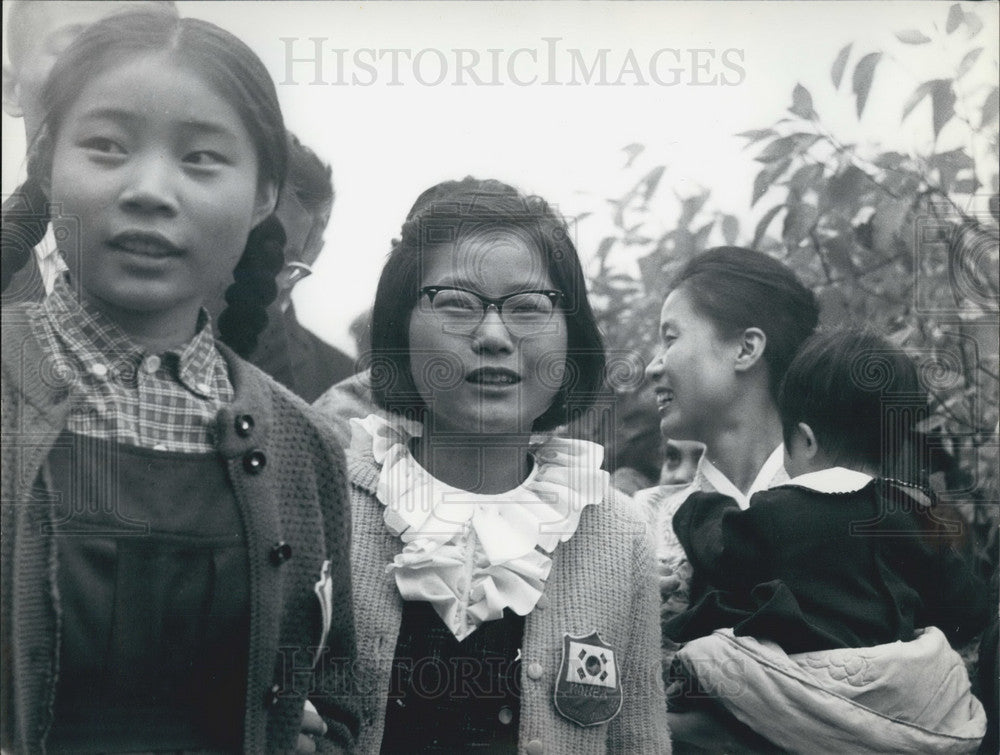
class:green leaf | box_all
[854,218,874,250]
[828,165,870,205]
[902,81,935,122]
[788,163,824,197]
[721,214,740,245]
[638,165,666,203]
[622,143,645,168]
[963,12,982,37]
[756,135,797,163]
[872,152,909,171]
[929,148,976,193]
[752,159,792,206]
[946,4,964,33]
[824,235,858,277]
[981,88,998,128]
[736,128,776,144]
[678,193,710,228]
[693,221,714,250]
[756,133,822,163]
[595,236,616,262]
[636,251,666,288]
[752,204,786,248]
[669,228,696,261]
[853,53,883,118]
[790,83,815,119]
[952,178,979,195]
[956,47,983,79]
[930,80,956,140]
[831,43,852,88]
[782,203,819,247]
[931,148,976,173]
[895,29,932,44]
[624,235,655,247]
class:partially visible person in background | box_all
[606,382,704,496]
[606,382,665,496]
[659,438,703,487]
[309,307,375,447]
[1,0,177,305]
[245,131,356,402]
[348,307,371,359]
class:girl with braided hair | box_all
[1,11,357,753]
[335,177,669,753]
[1,0,180,305]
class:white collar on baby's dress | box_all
[350,413,609,641]
[784,467,873,494]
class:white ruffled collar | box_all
[350,413,609,641]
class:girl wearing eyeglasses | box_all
[339,177,669,753]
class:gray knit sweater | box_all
[1,315,359,753]
[346,441,671,754]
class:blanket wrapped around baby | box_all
[673,626,986,754]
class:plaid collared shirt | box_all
[27,277,235,452]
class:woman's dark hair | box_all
[672,246,819,401]
[369,177,606,432]
[778,328,926,477]
[1,11,288,356]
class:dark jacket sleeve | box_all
[672,491,770,591]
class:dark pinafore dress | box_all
[379,601,524,754]
[43,432,250,754]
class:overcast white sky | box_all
[3,1,996,354]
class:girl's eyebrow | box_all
[426,276,552,292]
[75,107,239,138]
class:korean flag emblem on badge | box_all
[554,631,623,726]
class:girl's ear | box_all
[733,327,767,372]
[2,64,24,117]
[251,181,279,228]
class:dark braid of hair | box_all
[1,175,50,295]
[217,214,285,357]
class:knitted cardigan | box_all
[0,315,359,753]
[347,443,671,754]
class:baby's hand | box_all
[659,572,681,598]
[657,559,682,599]
[295,699,329,754]
[657,557,693,625]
